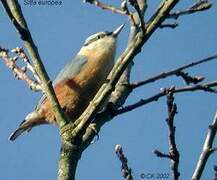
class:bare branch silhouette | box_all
[130,54,217,89]
[115,81,217,116]
[154,90,180,180]
[168,1,212,20]
[115,144,134,180]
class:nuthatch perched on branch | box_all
[9,24,124,141]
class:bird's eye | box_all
[97,34,105,40]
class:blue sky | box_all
[0,1,217,179]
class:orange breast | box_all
[37,55,114,124]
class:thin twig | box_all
[0,47,42,91]
[130,54,217,89]
[137,0,148,16]
[176,71,205,85]
[115,144,134,180]
[84,0,137,27]
[153,150,171,158]
[128,0,146,33]
[168,0,212,19]
[11,47,41,84]
[192,112,217,180]
[160,22,178,29]
[166,91,180,179]
[121,0,137,27]
[84,0,125,14]
[114,81,217,116]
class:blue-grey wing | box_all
[35,55,88,110]
[53,55,87,85]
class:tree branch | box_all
[128,0,146,33]
[84,0,125,14]
[84,0,138,28]
[0,46,41,91]
[12,47,42,84]
[166,91,180,179]
[0,0,68,128]
[73,0,149,168]
[192,112,217,180]
[160,22,178,29]
[130,54,217,89]
[114,81,217,116]
[168,0,212,20]
[2,1,214,179]
[58,1,181,179]
[115,144,134,180]
[68,0,181,138]
[154,91,180,179]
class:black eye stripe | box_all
[106,31,112,36]
[83,32,109,46]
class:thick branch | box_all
[76,0,148,159]
[67,0,180,138]
[192,112,217,180]
[0,0,67,128]
[58,140,81,180]
[58,1,181,179]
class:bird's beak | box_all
[112,24,125,37]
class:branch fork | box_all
[154,90,180,180]
[0,46,42,91]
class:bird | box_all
[9,24,124,141]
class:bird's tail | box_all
[9,111,43,141]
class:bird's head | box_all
[79,24,124,54]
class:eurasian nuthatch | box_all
[9,24,124,141]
